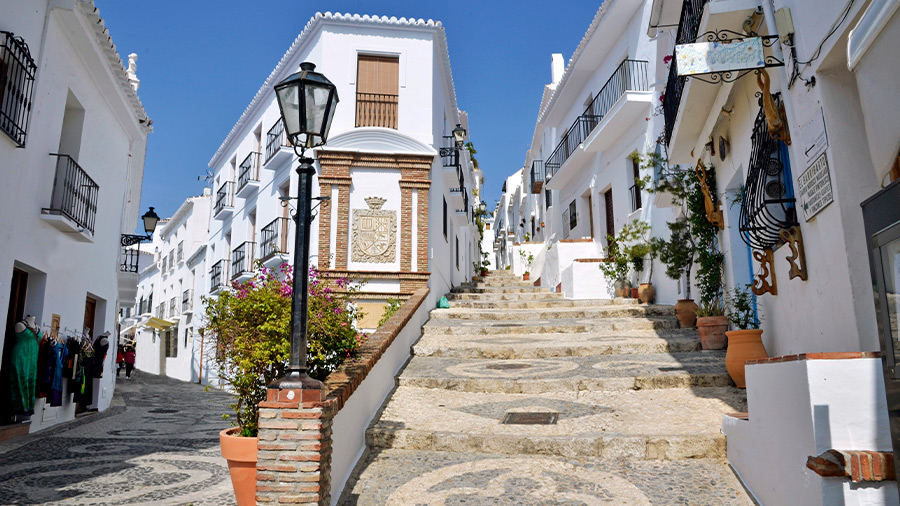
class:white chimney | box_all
[126,53,140,92]
[551,53,564,85]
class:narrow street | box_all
[0,374,236,506]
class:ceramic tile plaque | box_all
[676,37,765,76]
[798,153,834,222]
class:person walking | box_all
[124,344,136,379]
[116,344,125,378]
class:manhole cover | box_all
[148,408,178,414]
[501,412,558,425]
[486,363,533,370]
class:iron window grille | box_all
[545,60,649,178]
[215,181,235,214]
[662,0,710,145]
[260,217,289,260]
[265,119,291,162]
[176,241,184,262]
[530,160,544,194]
[182,289,193,312]
[739,93,797,250]
[238,152,260,191]
[43,154,100,233]
[568,200,578,230]
[0,31,36,147]
[209,259,228,292]
[169,297,178,317]
[231,241,256,280]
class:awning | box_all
[142,317,178,330]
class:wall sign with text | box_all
[797,153,834,222]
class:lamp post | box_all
[120,207,161,272]
[270,62,339,392]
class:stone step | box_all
[413,330,702,359]
[430,304,675,321]
[341,449,756,505]
[471,277,537,287]
[446,291,565,301]
[397,352,733,393]
[450,285,552,294]
[447,298,619,309]
[421,317,679,336]
[365,386,744,460]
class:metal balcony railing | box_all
[169,297,178,317]
[260,217,290,260]
[231,241,256,280]
[182,289,193,312]
[662,0,710,145]
[209,259,228,292]
[238,152,260,191]
[355,92,398,129]
[0,31,36,147]
[265,119,291,162]
[545,60,649,178]
[44,154,100,233]
[215,181,234,215]
[530,160,544,193]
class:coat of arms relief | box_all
[351,196,397,263]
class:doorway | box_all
[0,269,28,424]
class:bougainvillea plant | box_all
[202,263,364,437]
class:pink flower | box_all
[663,54,673,64]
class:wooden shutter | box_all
[356,56,399,128]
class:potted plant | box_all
[696,296,728,350]
[480,251,490,277]
[620,220,654,302]
[724,285,767,388]
[203,264,364,505]
[519,250,534,281]
[599,234,632,297]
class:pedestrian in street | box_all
[116,343,125,378]
[124,344,136,379]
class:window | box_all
[0,31,36,147]
[356,55,399,129]
[168,251,174,271]
[161,256,167,272]
[630,155,642,211]
[177,241,184,262]
[443,197,448,240]
[568,200,578,230]
[165,327,178,358]
[545,189,551,210]
[604,190,615,240]
[455,236,459,270]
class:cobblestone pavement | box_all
[340,271,756,505]
[0,373,237,506]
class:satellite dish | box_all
[718,136,729,161]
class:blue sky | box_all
[97,1,602,223]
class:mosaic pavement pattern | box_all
[0,373,236,506]
[340,271,755,505]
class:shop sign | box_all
[676,37,765,77]
[797,153,834,222]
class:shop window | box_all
[356,54,399,129]
[0,31,37,147]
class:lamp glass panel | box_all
[277,84,301,138]
[304,85,330,137]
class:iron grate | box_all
[501,412,559,425]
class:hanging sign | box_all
[797,153,834,221]
[676,37,765,76]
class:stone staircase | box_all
[340,271,754,505]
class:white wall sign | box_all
[676,37,765,76]
[797,153,834,221]
[800,107,828,164]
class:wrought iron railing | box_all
[265,119,291,162]
[662,0,710,145]
[215,181,234,215]
[209,259,228,292]
[545,60,649,177]
[238,152,260,191]
[356,92,398,129]
[182,289,193,312]
[260,217,290,260]
[0,31,36,147]
[119,234,146,272]
[169,297,178,318]
[630,183,642,212]
[231,241,255,280]
[44,154,100,233]
[530,160,544,193]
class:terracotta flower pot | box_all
[219,427,258,506]
[674,299,698,328]
[614,279,632,298]
[725,329,768,388]
[523,273,530,281]
[630,287,639,299]
[696,316,728,350]
[637,283,655,304]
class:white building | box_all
[652,0,900,503]
[0,0,151,433]
[496,1,680,302]
[205,12,481,333]
[124,191,212,383]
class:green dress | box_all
[9,328,38,414]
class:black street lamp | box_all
[120,207,161,273]
[271,62,339,392]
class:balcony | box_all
[449,185,465,206]
[530,160,544,194]
[663,0,709,147]
[40,154,99,240]
[355,92,398,129]
[0,31,36,147]
[214,181,235,219]
[209,259,229,293]
[169,297,179,318]
[260,217,291,268]
[182,289,193,313]
[545,60,651,189]
[231,241,256,282]
[237,152,261,197]
[265,118,293,168]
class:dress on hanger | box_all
[9,327,38,415]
